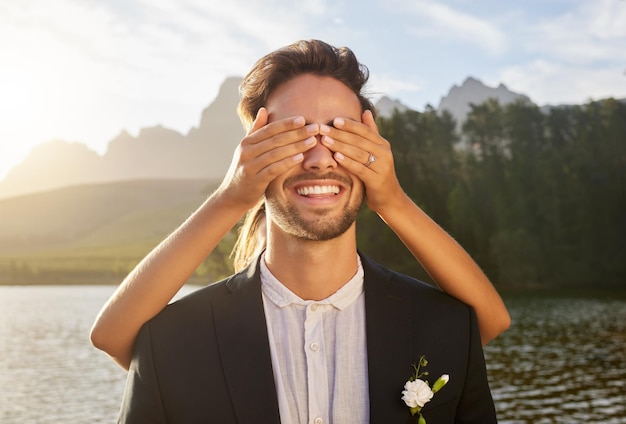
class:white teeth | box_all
[297,185,340,196]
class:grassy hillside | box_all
[0,179,236,284]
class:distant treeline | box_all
[357,98,626,288]
[6,98,623,288]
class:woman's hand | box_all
[217,107,319,208]
[319,110,405,214]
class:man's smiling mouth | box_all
[296,185,341,196]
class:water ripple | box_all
[1,286,625,422]
[485,293,626,423]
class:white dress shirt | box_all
[260,255,369,424]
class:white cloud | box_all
[585,0,626,39]
[498,60,626,105]
[2,0,625,181]
[0,0,329,165]
[170,0,316,49]
[395,0,507,55]
[367,73,423,102]
[522,0,626,64]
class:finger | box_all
[256,135,317,171]
[320,124,381,165]
[332,115,381,144]
[246,115,309,145]
[266,123,320,148]
[362,110,379,134]
[247,107,269,136]
[257,148,309,180]
[333,150,381,177]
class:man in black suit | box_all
[118,40,497,423]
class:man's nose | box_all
[302,140,338,171]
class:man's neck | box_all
[263,227,359,301]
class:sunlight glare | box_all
[0,66,44,131]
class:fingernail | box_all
[335,152,345,161]
[306,123,319,134]
[304,136,316,145]
[334,117,345,127]
[293,153,304,161]
[320,124,331,134]
[322,135,334,145]
[294,116,305,126]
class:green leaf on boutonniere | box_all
[401,355,450,423]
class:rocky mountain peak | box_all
[375,96,411,118]
[438,77,532,129]
[0,76,534,199]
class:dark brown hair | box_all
[232,40,376,271]
[237,39,376,129]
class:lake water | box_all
[0,286,624,423]
[484,291,626,424]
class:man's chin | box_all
[267,198,360,242]
[285,217,356,242]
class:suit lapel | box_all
[362,255,415,423]
[213,261,281,424]
[212,254,418,423]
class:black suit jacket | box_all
[118,254,497,423]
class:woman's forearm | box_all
[377,192,511,345]
[90,191,248,369]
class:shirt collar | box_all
[260,253,364,311]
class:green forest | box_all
[357,98,625,288]
[2,97,624,289]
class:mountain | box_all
[1,140,106,194]
[0,77,245,199]
[375,96,411,118]
[0,179,224,284]
[0,179,215,253]
[0,76,530,199]
[437,77,532,130]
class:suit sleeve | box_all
[456,308,498,424]
[117,323,167,424]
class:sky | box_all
[1,0,625,180]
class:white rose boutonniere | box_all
[401,355,449,424]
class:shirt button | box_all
[310,304,319,312]
[314,418,324,424]
[310,342,319,351]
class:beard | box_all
[266,173,364,241]
[267,199,362,241]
